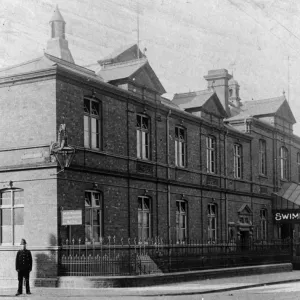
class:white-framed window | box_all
[138,196,151,241]
[280,146,288,180]
[208,203,217,243]
[297,153,300,183]
[260,209,267,240]
[136,114,150,160]
[176,200,187,242]
[84,98,101,150]
[85,191,102,243]
[0,189,24,245]
[259,140,267,176]
[206,136,216,173]
[175,126,186,167]
[233,144,242,179]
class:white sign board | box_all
[61,210,82,225]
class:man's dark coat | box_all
[15,249,32,272]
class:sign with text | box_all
[273,210,300,223]
[61,210,82,225]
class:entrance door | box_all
[281,223,293,240]
[240,231,250,250]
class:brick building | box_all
[0,7,300,283]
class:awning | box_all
[273,182,300,207]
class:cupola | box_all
[45,5,75,63]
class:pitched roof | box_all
[0,53,103,81]
[173,90,215,109]
[226,95,295,123]
[172,89,227,117]
[98,58,147,82]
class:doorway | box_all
[281,223,293,240]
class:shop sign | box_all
[62,210,82,225]
[273,210,300,223]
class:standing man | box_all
[15,239,32,296]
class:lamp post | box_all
[50,124,75,174]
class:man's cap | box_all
[20,239,27,245]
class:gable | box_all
[238,204,253,215]
[276,101,296,124]
[129,62,166,95]
[202,94,227,118]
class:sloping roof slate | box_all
[98,58,147,82]
[226,96,289,121]
[0,53,103,81]
[172,90,215,109]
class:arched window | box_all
[176,200,187,242]
[0,189,24,245]
[138,196,151,241]
[206,136,216,173]
[233,144,242,179]
[259,140,267,176]
[84,97,102,150]
[260,209,267,240]
[208,203,217,243]
[136,114,150,160]
[85,190,102,243]
[280,147,288,180]
[175,126,186,167]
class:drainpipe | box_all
[167,109,172,242]
[224,128,229,241]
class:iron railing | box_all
[58,237,292,276]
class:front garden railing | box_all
[58,237,292,276]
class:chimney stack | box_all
[204,69,232,116]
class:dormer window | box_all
[229,88,233,98]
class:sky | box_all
[1,0,300,133]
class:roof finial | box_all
[283,89,286,97]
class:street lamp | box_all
[50,124,75,173]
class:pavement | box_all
[1,270,300,298]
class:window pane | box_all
[136,115,141,128]
[14,208,24,225]
[93,208,100,225]
[14,191,24,205]
[85,225,92,242]
[85,192,91,206]
[138,227,143,240]
[143,213,149,227]
[14,225,24,245]
[91,118,100,149]
[142,131,146,158]
[137,130,141,158]
[175,127,178,138]
[143,198,149,210]
[175,140,178,165]
[142,117,148,130]
[84,99,90,113]
[85,209,91,225]
[0,192,11,206]
[138,211,142,226]
[1,209,11,225]
[1,226,12,244]
[84,116,89,147]
[93,226,101,242]
[91,101,100,116]
[143,228,149,240]
[92,193,101,207]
